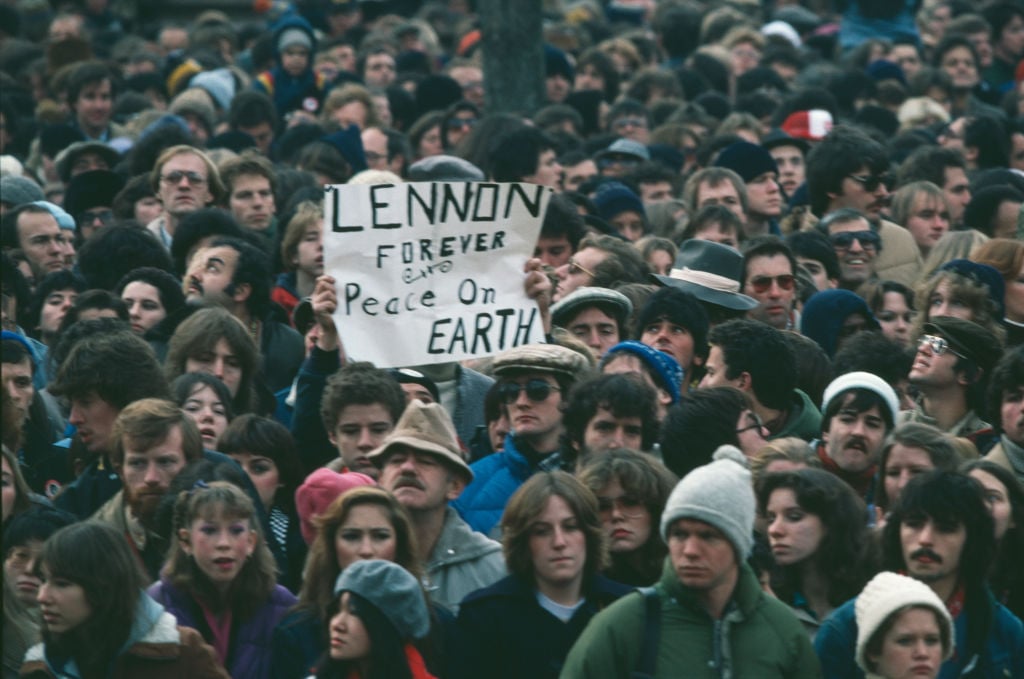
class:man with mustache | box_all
[815,372,900,503]
[372,399,505,613]
[815,471,1024,678]
[903,317,1002,449]
[92,398,204,578]
[806,125,923,286]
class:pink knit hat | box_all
[295,468,375,544]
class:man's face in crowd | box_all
[185,338,243,396]
[996,13,1024,61]
[822,399,887,473]
[328,403,395,479]
[184,245,241,309]
[745,171,783,219]
[554,246,607,301]
[940,46,979,91]
[904,192,950,254]
[698,345,742,390]
[692,220,739,249]
[74,78,113,135]
[942,166,971,227]
[18,211,70,281]
[38,288,77,336]
[502,372,565,446]
[2,358,33,427]
[68,390,120,454]
[363,53,396,88]
[768,144,805,196]
[638,181,673,203]
[379,446,464,513]
[582,407,643,452]
[237,121,274,156]
[908,333,963,391]
[900,514,966,586]
[522,149,563,189]
[566,306,619,358]
[447,65,484,109]
[744,254,795,329]
[120,424,188,524]
[534,235,572,268]
[796,257,835,291]
[641,317,696,372]
[609,114,649,144]
[1000,384,1024,446]
[70,151,110,178]
[228,174,275,232]
[157,152,213,218]
[667,518,738,592]
[361,127,389,171]
[827,216,878,288]
[562,159,597,192]
[696,180,745,222]
[829,166,889,221]
[888,44,922,80]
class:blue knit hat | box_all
[601,340,683,404]
[592,181,645,222]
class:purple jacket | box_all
[147,578,297,679]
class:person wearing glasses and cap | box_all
[452,343,591,535]
[902,316,1004,450]
[146,145,225,250]
[806,125,923,287]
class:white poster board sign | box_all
[324,181,550,368]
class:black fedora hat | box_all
[653,239,758,311]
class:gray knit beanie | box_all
[659,445,755,558]
[333,559,431,640]
[0,176,44,207]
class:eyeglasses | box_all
[613,117,647,130]
[917,334,965,358]
[446,117,477,131]
[736,412,765,435]
[566,257,596,278]
[830,230,881,251]
[77,208,113,225]
[161,170,208,186]
[499,379,561,404]
[847,173,891,193]
[748,274,796,293]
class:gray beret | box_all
[492,343,591,380]
[407,154,485,181]
[333,560,431,640]
[550,286,632,327]
[0,176,45,207]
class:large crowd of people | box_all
[2,0,1024,677]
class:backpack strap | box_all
[630,586,662,679]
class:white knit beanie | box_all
[822,371,900,424]
[854,572,954,673]
[659,445,755,558]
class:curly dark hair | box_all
[49,329,169,408]
[562,373,660,453]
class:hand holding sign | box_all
[324,181,551,367]
[311,274,340,352]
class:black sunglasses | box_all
[499,379,560,404]
[847,173,891,193]
[830,230,881,250]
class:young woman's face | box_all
[417,125,443,158]
[927,279,973,321]
[37,565,93,634]
[2,455,16,523]
[5,538,44,607]
[876,291,914,347]
[180,384,229,450]
[870,607,944,679]
[969,469,1016,540]
[120,280,166,335]
[181,511,256,593]
[595,476,651,554]
[229,452,281,511]
[328,591,370,660]
[764,488,826,567]
[334,504,397,570]
[529,495,586,591]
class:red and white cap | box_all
[781,109,833,141]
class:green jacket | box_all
[559,559,821,679]
[771,389,822,442]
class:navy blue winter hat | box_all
[800,289,880,359]
[544,44,574,81]
[714,141,778,183]
[593,181,645,222]
[321,124,367,174]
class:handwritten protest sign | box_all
[324,181,551,368]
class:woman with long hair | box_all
[19,521,228,678]
[971,238,1024,346]
[961,459,1024,619]
[874,422,960,527]
[148,482,296,679]
[757,468,878,638]
[861,280,917,348]
[172,373,235,451]
[271,486,423,679]
[453,471,631,679]
[577,448,677,586]
[218,414,306,593]
[313,559,434,679]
